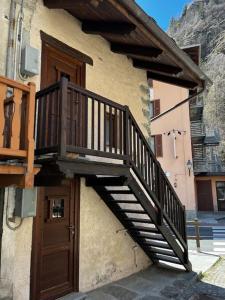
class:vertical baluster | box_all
[119,109,122,154]
[147,150,150,186]
[114,108,118,154]
[133,126,136,165]
[109,106,112,153]
[98,101,101,151]
[143,146,147,182]
[25,82,36,186]
[137,133,140,170]
[91,98,95,149]
[11,88,22,150]
[104,104,106,152]
[123,106,129,164]
[141,140,144,176]
[128,117,132,160]
[59,77,68,157]
[84,94,88,148]
[0,83,7,148]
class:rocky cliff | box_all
[168,0,225,162]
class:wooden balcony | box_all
[0,76,39,188]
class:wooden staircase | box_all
[86,173,191,271]
[35,78,191,271]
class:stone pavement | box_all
[60,252,221,300]
[180,258,225,300]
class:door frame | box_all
[30,178,80,300]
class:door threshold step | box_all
[129,226,158,233]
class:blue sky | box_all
[136,0,192,31]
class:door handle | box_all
[67,225,75,235]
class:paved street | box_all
[187,224,225,255]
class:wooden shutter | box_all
[153,99,160,117]
[155,134,163,157]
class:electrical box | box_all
[21,45,40,77]
[14,188,37,218]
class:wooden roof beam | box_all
[44,0,86,8]
[147,71,198,89]
[133,59,182,75]
[111,43,162,58]
[82,21,136,35]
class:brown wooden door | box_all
[196,180,214,211]
[31,179,80,300]
[41,42,86,148]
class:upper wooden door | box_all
[196,180,214,211]
[41,42,86,149]
[31,179,80,300]
[41,43,85,88]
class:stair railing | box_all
[35,79,188,253]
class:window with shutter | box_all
[154,99,160,116]
[150,99,160,118]
[155,134,163,157]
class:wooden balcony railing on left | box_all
[0,76,39,188]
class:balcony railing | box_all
[191,121,205,144]
[36,77,187,244]
[0,76,36,187]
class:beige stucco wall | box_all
[151,81,196,215]
[79,179,150,292]
[0,1,150,299]
[0,189,33,300]
[196,176,225,211]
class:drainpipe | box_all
[6,0,17,79]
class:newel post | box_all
[123,105,130,165]
[59,77,68,157]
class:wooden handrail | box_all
[0,76,36,187]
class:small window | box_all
[52,199,64,218]
[45,197,65,221]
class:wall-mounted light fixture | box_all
[187,160,193,176]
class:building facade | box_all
[0,1,207,300]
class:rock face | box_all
[168,0,225,162]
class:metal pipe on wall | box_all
[6,0,17,79]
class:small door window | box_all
[52,199,64,218]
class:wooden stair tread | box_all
[109,200,139,204]
[148,248,175,257]
[118,209,146,214]
[125,218,153,223]
[86,176,127,186]
[140,240,170,249]
[135,233,164,241]
[151,254,181,265]
[107,190,133,194]
[129,226,158,233]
